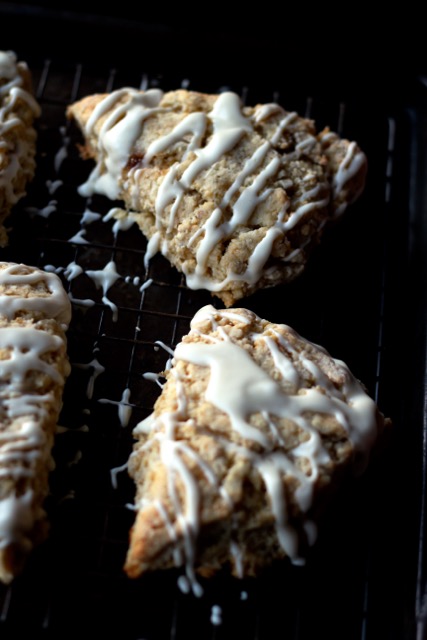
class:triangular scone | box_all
[0,262,71,583]
[67,89,367,306]
[0,51,41,247]
[124,305,385,593]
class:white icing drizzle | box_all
[46,179,62,195]
[147,93,258,267]
[68,229,88,244]
[54,126,70,173]
[154,340,175,357]
[333,140,367,217]
[81,208,101,225]
[133,305,380,586]
[73,357,105,399]
[0,51,41,206]
[0,262,70,559]
[79,88,347,293]
[110,461,129,489]
[0,262,71,326]
[103,207,136,237]
[270,111,298,145]
[98,387,132,427]
[317,128,367,218]
[68,295,95,308]
[210,605,223,626]
[85,260,121,321]
[0,419,47,478]
[118,388,132,426]
[0,328,64,384]
[45,260,89,286]
[139,278,153,293]
[177,574,191,594]
[144,232,161,270]
[230,540,244,578]
[0,492,34,551]
[43,264,61,274]
[25,200,57,219]
[63,262,84,282]
[142,371,165,388]
[79,88,164,200]
[45,228,153,323]
[152,93,240,223]
[143,111,207,167]
[254,103,285,122]
[56,424,89,434]
[54,144,68,173]
[0,53,40,112]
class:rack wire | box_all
[0,53,421,639]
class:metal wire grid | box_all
[0,56,413,638]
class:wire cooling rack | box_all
[0,52,423,639]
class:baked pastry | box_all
[67,88,367,306]
[0,51,41,246]
[124,305,386,593]
[0,262,71,583]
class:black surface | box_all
[1,2,425,101]
[0,10,426,639]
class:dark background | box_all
[1,2,425,101]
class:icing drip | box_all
[74,357,105,399]
[68,229,88,244]
[81,208,101,225]
[210,605,222,626]
[133,305,380,588]
[85,260,121,321]
[103,207,136,237]
[98,387,132,427]
[110,461,129,489]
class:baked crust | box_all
[0,51,41,247]
[67,89,367,306]
[0,262,71,583]
[124,305,385,592]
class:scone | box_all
[0,262,71,583]
[0,51,41,247]
[67,88,367,306]
[124,305,386,594]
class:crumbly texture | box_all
[0,263,52,304]
[0,263,71,583]
[124,306,385,582]
[67,89,367,306]
[0,52,40,247]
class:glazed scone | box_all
[67,89,367,306]
[0,51,41,247]
[0,262,71,583]
[124,305,386,593]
